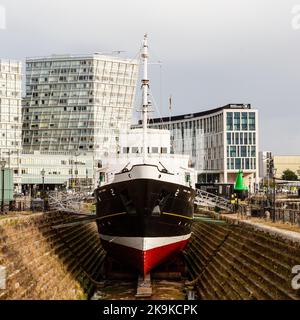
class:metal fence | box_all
[273,209,300,226]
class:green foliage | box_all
[281,169,298,181]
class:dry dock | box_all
[0,210,300,300]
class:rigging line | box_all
[148,47,162,65]
[149,90,169,131]
[147,89,164,125]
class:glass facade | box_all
[145,104,258,183]
[151,112,224,172]
[226,110,257,171]
[22,55,139,160]
[0,60,22,185]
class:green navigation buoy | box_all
[234,170,248,191]
[234,170,248,199]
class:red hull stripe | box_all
[101,238,189,275]
[99,234,191,251]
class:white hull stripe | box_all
[99,234,191,251]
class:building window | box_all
[235,132,239,145]
[241,146,247,157]
[241,112,248,130]
[251,146,256,157]
[226,112,233,131]
[234,112,240,131]
[244,132,248,145]
[230,146,236,157]
[249,133,252,145]
[245,158,250,169]
[227,132,231,145]
[235,158,241,169]
[240,132,243,145]
[249,112,255,130]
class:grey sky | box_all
[0,0,300,154]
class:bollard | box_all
[187,287,196,300]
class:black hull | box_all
[95,178,195,238]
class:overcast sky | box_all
[1,0,300,154]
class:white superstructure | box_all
[99,35,197,189]
[101,128,196,187]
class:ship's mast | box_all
[141,34,149,163]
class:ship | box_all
[95,34,196,275]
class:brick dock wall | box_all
[0,212,105,300]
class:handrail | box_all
[195,189,233,212]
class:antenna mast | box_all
[141,34,149,163]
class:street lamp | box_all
[272,167,277,223]
[0,160,7,213]
[86,168,88,190]
[41,168,45,198]
[75,152,80,191]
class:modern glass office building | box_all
[0,59,22,188]
[145,104,259,189]
[20,53,139,189]
[22,54,139,161]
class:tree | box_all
[281,169,299,181]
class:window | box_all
[249,133,252,145]
[123,147,129,154]
[227,132,231,145]
[241,146,247,157]
[132,147,139,153]
[161,147,167,154]
[249,112,255,130]
[234,112,240,131]
[226,112,233,131]
[241,112,248,130]
[245,158,250,169]
[244,132,248,145]
[235,158,241,169]
[230,146,236,157]
[152,147,159,153]
[235,132,239,145]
